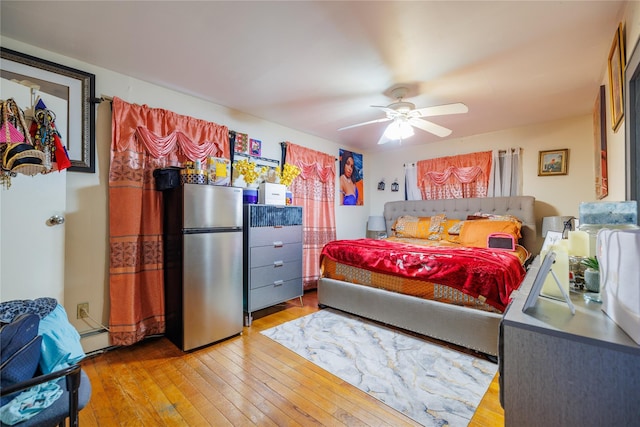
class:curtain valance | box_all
[417,151,492,199]
[112,97,229,160]
[285,142,335,183]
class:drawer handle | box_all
[273,260,284,267]
[273,241,284,248]
[273,280,284,287]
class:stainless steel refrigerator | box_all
[163,184,243,351]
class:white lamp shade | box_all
[541,216,574,237]
[383,120,414,140]
[367,216,387,232]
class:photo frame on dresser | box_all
[523,251,575,315]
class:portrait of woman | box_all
[339,149,363,205]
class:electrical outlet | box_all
[77,303,89,319]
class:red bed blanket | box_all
[320,238,526,311]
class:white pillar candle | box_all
[568,230,590,257]
[541,245,570,300]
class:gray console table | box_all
[500,256,640,426]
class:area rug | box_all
[261,308,496,426]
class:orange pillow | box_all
[392,214,447,240]
[459,220,522,248]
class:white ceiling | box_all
[0,1,626,151]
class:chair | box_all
[0,364,91,427]
[0,299,91,427]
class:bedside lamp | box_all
[367,216,387,239]
[541,216,574,238]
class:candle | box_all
[568,230,590,257]
[541,245,570,300]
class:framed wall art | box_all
[339,148,363,205]
[593,85,608,199]
[231,131,249,154]
[1,47,96,173]
[608,23,625,132]
[249,138,262,156]
[538,149,568,176]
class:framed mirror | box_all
[1,48,96,173]
[626,40,640,216]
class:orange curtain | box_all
[285,143,336,290]
[109,97,228,346]
[417,151,492,199]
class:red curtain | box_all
[285,143,336,290]
[417,151,492,199]
[109,97,228,346]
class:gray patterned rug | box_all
[261,308,496,426]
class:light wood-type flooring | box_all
[80,290,504,426]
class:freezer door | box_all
[183,184,242,229]
[182,230,243,350]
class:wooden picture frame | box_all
[1,48,96,173]
[608,23,625,132]
[538,149,569,176]
[249,138,262,157]
[594,85,608,199]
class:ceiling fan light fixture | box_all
[384,119,414,140]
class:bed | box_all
[317,196,536,357]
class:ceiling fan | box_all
[338,86,468,144]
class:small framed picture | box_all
[249,138,262,156]
[538,149,568,176]
[232,132,249,154]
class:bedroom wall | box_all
[2,1,638,352]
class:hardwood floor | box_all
[80,290,504,426]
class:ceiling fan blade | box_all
[409,117,453,137]
[377,132,392,145]
[412,102,468,117]
[338,117,392,131]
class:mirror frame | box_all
[1,47,96,173]
[625,39,639,214]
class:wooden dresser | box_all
[500,256,640,426]
[243,204,303,326]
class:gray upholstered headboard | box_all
[383,196,537,254]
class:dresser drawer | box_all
[249,242,302,268]
[248,225,302,247]
[249,279,303,311]
[249,259,302,290]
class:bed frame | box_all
[318,196,536,357]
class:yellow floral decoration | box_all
[233,159,267,185]
[279,163,301,187]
